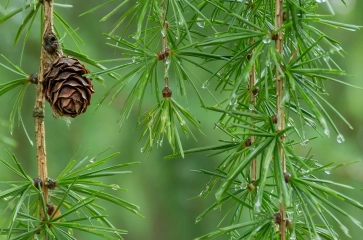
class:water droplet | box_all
[254,199,261,212]
[262,35,271,44]
[180,120,186,126]
[202,80,209,89]
[315,0,326,3]
[89,159,94,163]
[161,29,166,36]
[248,104,255,111]
[132,56,136,63]
[229,93,237,105]
[106,37,111,40]
[301,139,309,147]
[323,55,330,63]
[324,127,330,137]
[196,18,205,28]
[337,133,345,143]
[290,234,296,240]
[140,148,144,153]
[165,58,170,65]
[110,184,120,190]
[324,168,332,175]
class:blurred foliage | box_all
[0,0,362,239]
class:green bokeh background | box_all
[0,0,362,239]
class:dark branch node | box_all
[33,178,43,189]
[28,73,38,84]
[43,32,59,54]
[33,110,45,118]
[47,178,57,190]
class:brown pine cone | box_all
[43,57,94,118]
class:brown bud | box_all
[46,204,61,220]
[244,138,252,147]
[43,57,94,118]
[252,87,259,96]
[47,178,57,190]
[284,172,291,183]
[283,11,287,22]
[247,53,252,60]
[271,115,278,124]
[162,87,172,98]
[157,52,165,61]
[46,204,55,216]
[274,213,281,224]
[271,31,278,41]
[33,178,43,189]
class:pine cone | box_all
[43,57,94,118]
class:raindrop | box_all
[229,93,237,105]
[316,0,326,3]
[202,80,209,89]
[241,182,247,189]
[323,127,330,137]
[165,58,170,65]
[196,18,205,28]
[290,234,296,240]
[262,35,271,44]
[110,184,120,190]
[323,55,330,63]
[180,120,186,126]
[301,139,309,147]
[132,56,136,63]
[175,36,179,40]
[254,199,261,212]
[140,148,144,153]
[89,158,95,163]
[337,133,345,143]
[248,104,255,111]
[324,168,332,175]
[161,29,166,37]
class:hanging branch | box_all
[34,0,60,219]
[274,0,286,239]
[161,1,169,88]
[249,42,257,183]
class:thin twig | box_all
[274,0,286,239]
[161,2,169,87]
[34,0,58,222]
